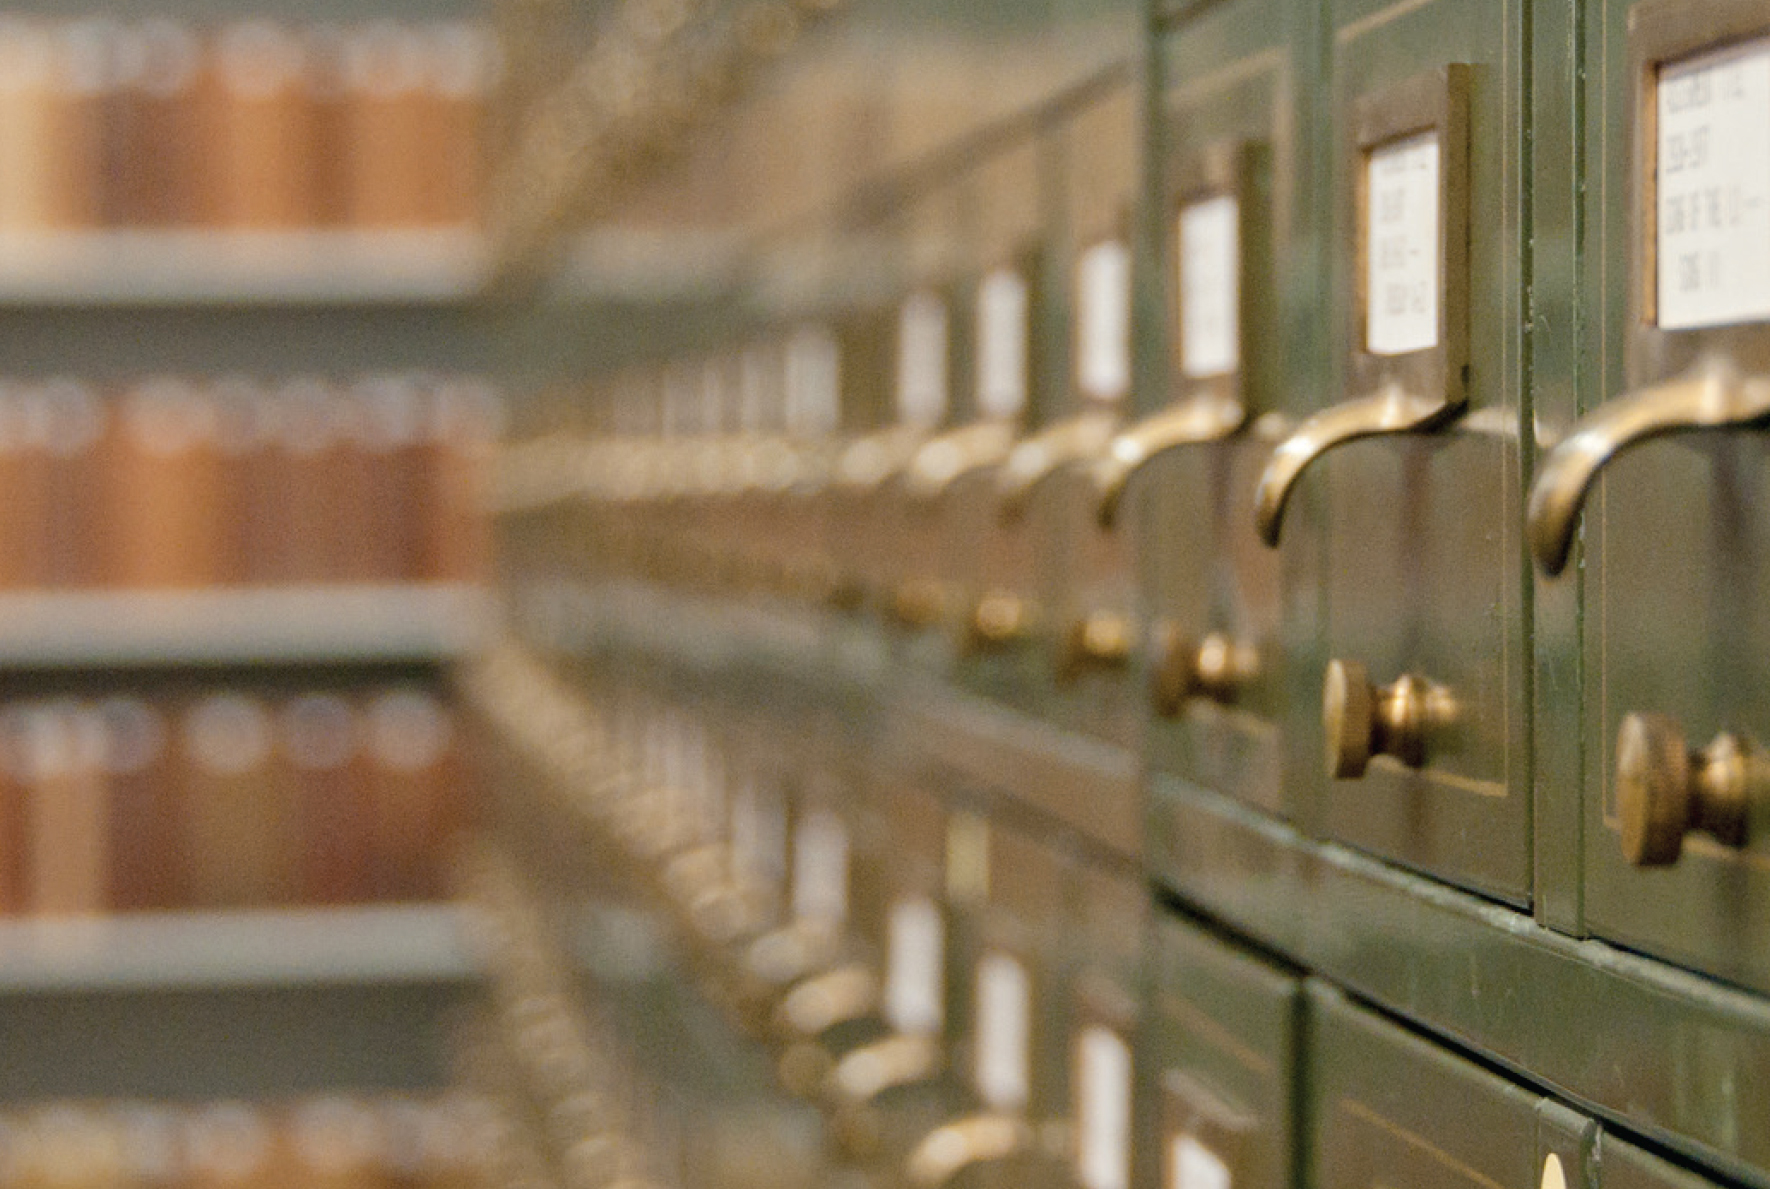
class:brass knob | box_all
[890,578,948,629]
[1322,660,1456,779]
[967,592,1032,652]
[1057,613,1134,681]
[1150,626,1259,715]
[1616,712,1758,866]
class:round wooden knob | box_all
[1616,712,1753,867]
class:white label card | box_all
[977,269,1030,419]
[1656,37,1770,329]
[785,324,840,437]
[1178,195,1240,378]
[1075,1026,1133,1189]
[729,776,787,892]
[791,809,849,926]
[1364,132,1441,355]
[884,897,945,1034]
[1170,1136,1232,1189]
[898,291,950,428]
[974,951,1031,1111]
[1078,239,1133,402]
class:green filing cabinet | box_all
[1525,0,1770,997]
[1136,0,1327,824]
[1251,0,1532,903]
[1141,916,1300,1189]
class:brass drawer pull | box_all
[1322,659,1457,779]
[1615,712,1761,866]
[1528,362,1770,576]
[966,592,1034,652]
[1093,394,1246,528]
[996,411,1117,520]
[1253,382,1464,546]
[1058,613,1135,681]
[906,1113,1031,1189]
[904,420,1017,503]
[1150,627,1258,715]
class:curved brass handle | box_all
[996,411,1117,520]
[903,421,1017,503]
[774,962,879,1041]
[829,1031,944,1106]
[827,1032,946,1159]
[906,1112,1031,1189]
[1528,363,1770,576]
[835,426,929,493]
[1253,383,1464,546]
[1095,393,1246,528]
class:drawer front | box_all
[1142,0,1322,821]
[1143,915,1300,1189]
[1299,0,1530,902]
[1558,0,1770,995]
[1309,983,1540,1189]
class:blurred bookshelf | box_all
[0,0,498,1119]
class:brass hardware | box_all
[836,426,928,493]
[1322,659,1457,779]
[904,421,1017,503]
[827,1032,945,1159]
[1528,362,1770,576]
[890,578,948,629]
[1252,382,1464,546]
[734,921,843,1030]
[774,963,879,1042]
[1093,394,1246,528]
[1615,712,1760,867]
[996,411,1117,520]
[905,1113,1031,1189]
[1149,626,1258,715]
[968,592,1033,652]
[1057,613,1134,681]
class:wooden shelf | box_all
[0,903,471,994]
[0,583,493,668]
[0,230,487,307]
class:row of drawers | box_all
[498,0,1770,1007]
[462,626,1729,1189]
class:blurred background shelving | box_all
[0,0,500,1128]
